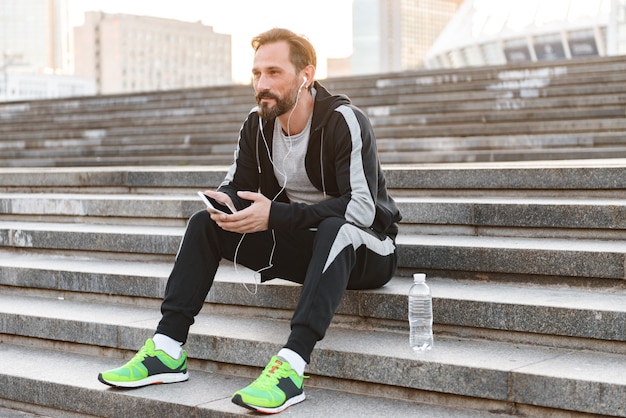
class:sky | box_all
[67,0,354,83]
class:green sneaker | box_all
[231,356,307,414]
[98,338,188,388]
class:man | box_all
[98,28,401,414]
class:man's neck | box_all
[277,91,314,136]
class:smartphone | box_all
[197,191,235,215]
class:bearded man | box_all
[98,27,401,415]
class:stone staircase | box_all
[1,55,626,166]
[1,54,626,416]
[0,161,625,417]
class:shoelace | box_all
[128,344,151,364]
[253,358,308,389]
[253,359,291,388]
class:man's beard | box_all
[256,83,299,120]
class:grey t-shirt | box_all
[272,111,325,205]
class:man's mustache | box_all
[256,91,279,102]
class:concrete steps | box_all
[1,163,626,416]
[1,285,624,416]
[1,55,626,416]
[0,290,626,414]
[2,55,626,166]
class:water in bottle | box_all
[408,273,433,351]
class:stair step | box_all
[0,344,519,418]
[1,162,626,194]
[0,221,183,256]
[1,220,625,279]
[4,193,626,235]
[400,234,626,279]
[0,192,200,223]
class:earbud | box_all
[300,77,308,90]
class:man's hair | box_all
[251,28,316,73]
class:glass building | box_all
[352,0,463,74]
[0,0,71,74]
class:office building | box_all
[74,12,232,94]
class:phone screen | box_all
[197,192,234,214]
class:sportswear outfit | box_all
[100,82,401,413]
[156,82,401,362]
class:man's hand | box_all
[210,191,270,234]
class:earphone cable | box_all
[235,81,304,295]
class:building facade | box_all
[352,0,463,74]
[74,12,232,94]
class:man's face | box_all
[252,41,300,120]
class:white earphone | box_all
[300,77,308,90]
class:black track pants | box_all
[156,210,398,363]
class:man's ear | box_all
[302,65,316,88]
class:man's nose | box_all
[255,74,271,92]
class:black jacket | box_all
[218,81,401,238]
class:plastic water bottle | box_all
[408,273,433,351]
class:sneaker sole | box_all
[98,371,189,388]
[232,392,305,414]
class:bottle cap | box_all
[413,273,426,283]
